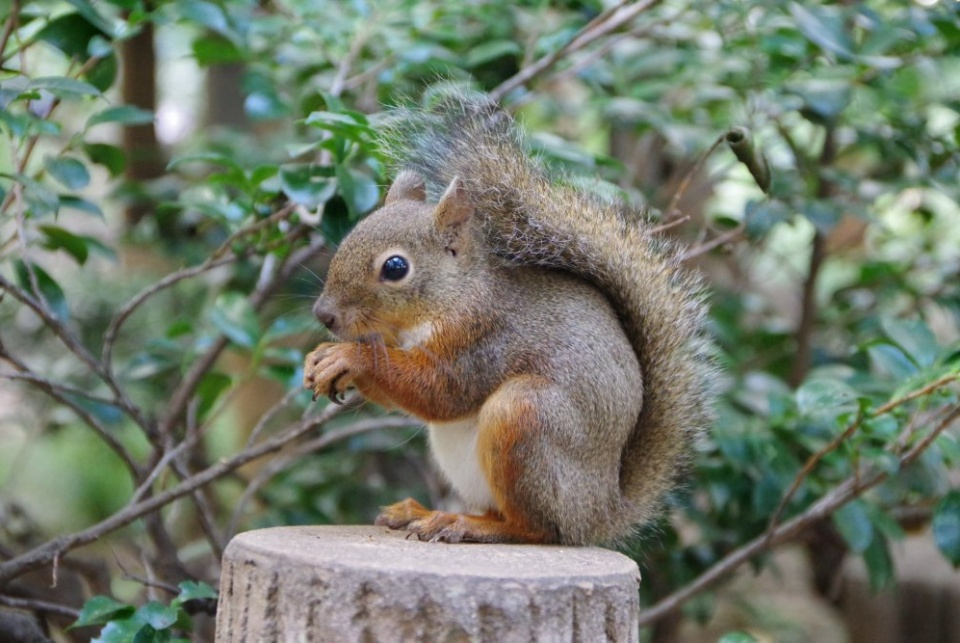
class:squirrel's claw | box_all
[327,371,349,405]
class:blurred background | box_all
[0,0,958,641]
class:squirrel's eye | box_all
[380,255,409,281]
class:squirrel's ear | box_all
[385,170,426,205]
[434,176,474,238]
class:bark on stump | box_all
[216,525,641,642]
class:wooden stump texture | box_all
[216,525,640,642]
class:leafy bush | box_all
[0,0,957,640]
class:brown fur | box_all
[304,93,715,545]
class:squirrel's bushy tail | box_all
[381,91,715,534]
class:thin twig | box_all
[0,593,79,619]
[680,222,746,261]
[0,1,20,59]
[789,126,836,388]
[665,134,724,222]
[490,0,666,102]
[0,371,120,409]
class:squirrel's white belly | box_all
[428,416,496,511]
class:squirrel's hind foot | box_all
[375,499,550,544]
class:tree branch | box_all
[0,396,355,587]
[0,338,141,477]
[489,0,666,102]
[637,403,960,627]
[0,593,79,619]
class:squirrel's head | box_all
[313,171,487,346]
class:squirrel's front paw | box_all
[303,343,360,403]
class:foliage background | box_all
[0,0,958,641]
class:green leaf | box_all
[84,143,126,177]
[320,200,353,245]
[167,152,243,173]
[304,110,372,140]
[85,54,118,93]
[192,33,245,66]
[173,580,218,606]
[60,195,106,219]
[22,178,60,216]
[71,596,134,629]
[789,3,855,60]
[87,105,155,129]
[134,601,179,630]
[39,225,91,264]
[796,378,857,416]
[14,261,69,322]
[279,164,336,208]
[28,77,101,98]
[95,617,146,642]
[176,0,229,34]
[788,80,852,123]
[65,0,120,37]
[862,533,895,592]
[195,372,232,417]
[335,166,380,218]
[45,156,91,190]
[867,343,918,380]
[833,500,874,554]
[210,292,259,349]
[465,40,522,68]
[881,318,939,368]
[35,13,107,59]
[718,633,759,643]
[933,490,960,567]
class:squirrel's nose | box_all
[312,299,339,332]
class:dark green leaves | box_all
[933,491,960,567]
[71,596,134,629]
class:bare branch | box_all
[0,593,79,619]
[680,222,746,261]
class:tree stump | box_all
[216,525,640,642]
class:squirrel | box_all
[303,92,715,546]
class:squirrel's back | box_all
[382,92,716,537]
